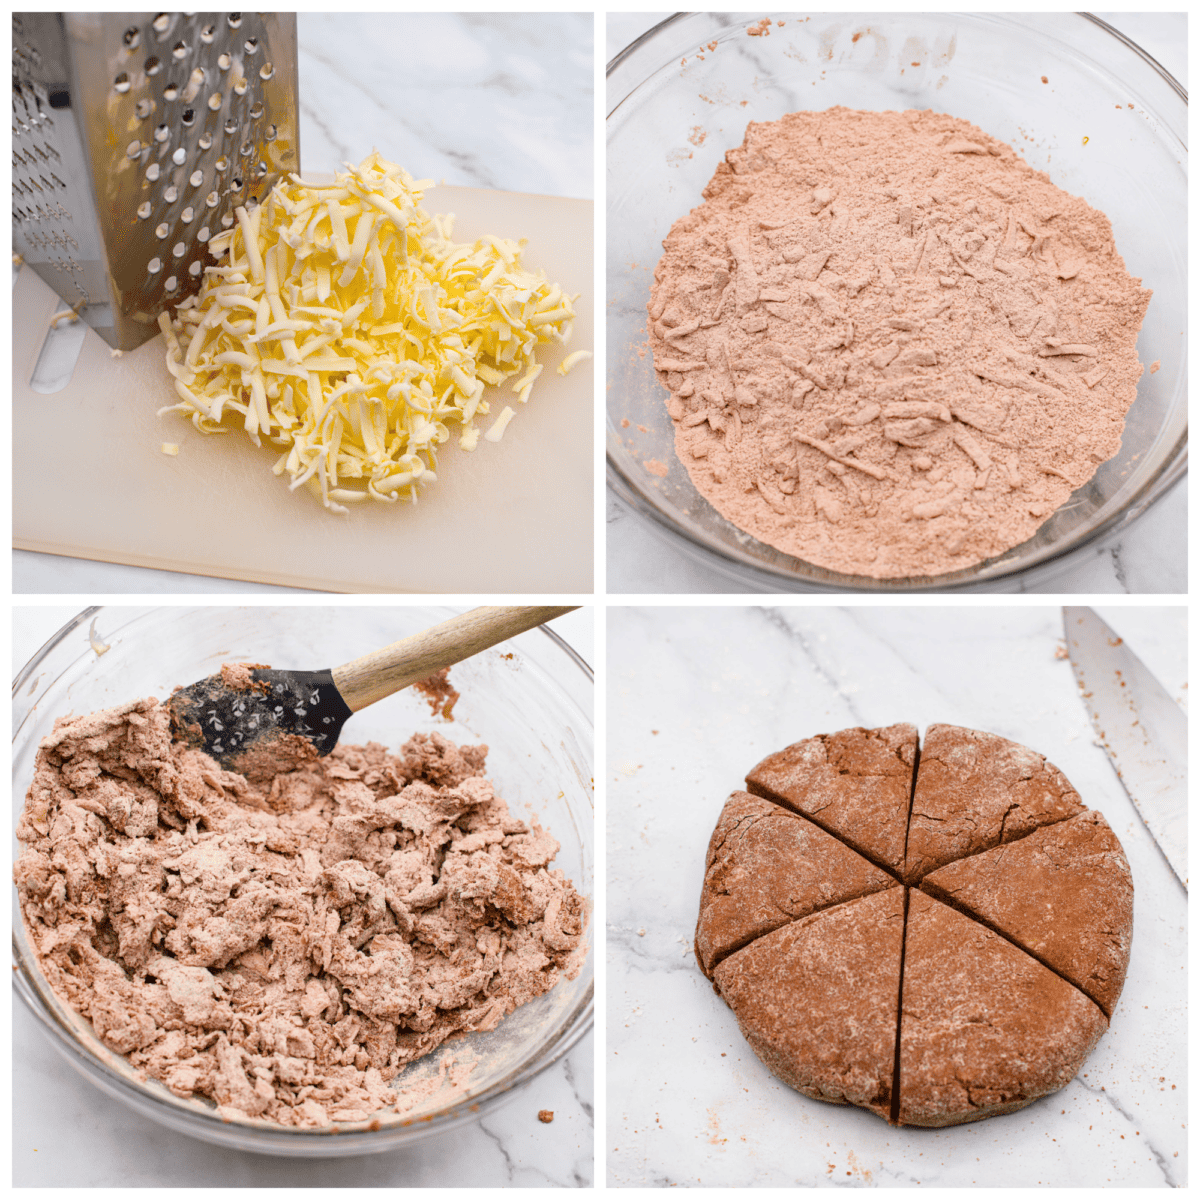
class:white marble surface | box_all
[605,12,1187,595]
[12,606,593,1187]
[15,11,593,596]
[607,605,1186,1187]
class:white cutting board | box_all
[13,187,593,593]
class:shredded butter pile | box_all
[159,153,589,512]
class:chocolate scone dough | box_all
[904,723,1084,883]
[745,723,917,876]
[647,107,1152,579]
[899,891,1107,1127]
[695,791,895,977]
[713,889,904,1120]
[696,723,1129,1128]
[919,809,1133,1017]
[15,696,586,1129]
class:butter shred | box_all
[159,153,583,512]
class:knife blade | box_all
[1063,606,1187,890]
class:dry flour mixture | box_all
[647,107,1151,578]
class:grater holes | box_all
[200,24,216,44]
[233,77,248,97]
[239,140,252,158]
[146,163,161,182]
[114,73,132,94]
[172,147,187,165]
[189,169,203,188]
[223,118,238,136]
[148,257,163,274]
[155,222,169,238]
[221,212,235,227]
[265,124,277,142]
[198,226,211,242]
[172,241,186,258]
[172,40,188,61]
[182,205,196,222]
[152,14,171,34]
[126,140,143,159]
[227,14,243,29]
[217,53,231,70]
[135,98,153,119]
[243,37,259,55]
[259,62,274,81]
[165,276,178,293]
[123,27,141,49]
[198,132,213,150]
[189,67,205,87]
[145,56,162,76]
[230,176,243,192]
[188,260,202,277]
[208,93,222,111]
[137,201,152,219]
[164,185,179,203]
[215,155,229,172]
[154,123,170,144]
[255,161,268,178]
[163,84,179,102]
[249,101,263,120]
[205,190,220,208]
[181,108,195,126]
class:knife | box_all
[1063,606,1187,891]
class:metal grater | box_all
[12,12,299,351]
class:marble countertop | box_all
[12,606,594,1187]
[14,12,593,596]
[607,605,1186,1187]
[605,12,1187,595]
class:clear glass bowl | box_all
[607,12,1186,592]
[12,606,593,1157]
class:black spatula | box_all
[167,605,578,769]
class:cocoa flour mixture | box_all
[15,691,586,1128]
[648,107,1152,578]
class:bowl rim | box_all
[605,11,1188,592]
[11,605,594,1152]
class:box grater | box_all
[12,12,299,351]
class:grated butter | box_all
[159,153,585,512]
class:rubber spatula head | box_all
[165,605,578,772]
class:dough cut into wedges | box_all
[919,809,1133,1017]
[905,724,1084,883]
[695,791,896,977]
[714,889,904,1120]
[899,890,1107,1127]
[745,723,916,876]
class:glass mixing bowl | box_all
[12,606,593,1157]
[607,12,1186,591]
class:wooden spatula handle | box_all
[330,606,580,713]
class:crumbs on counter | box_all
[538,1109,555,1123]
[644,459,669,477]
